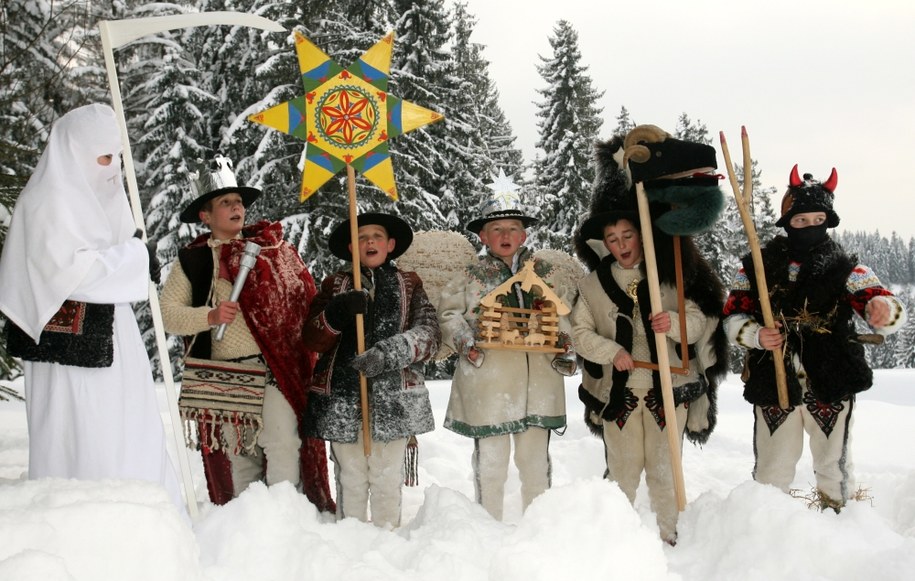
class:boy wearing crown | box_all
[438,192,577,521]
[301,213,440,528]
[723,165,907,511]
[159,155,333,512]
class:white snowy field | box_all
[1,369,914,581]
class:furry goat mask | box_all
[574,124,725,281]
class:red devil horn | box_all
[789,164,802,187]
[823,168,838,193]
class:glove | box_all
[551,354,577,377]
[144,238,161,284]
[454,329,484,368]
[324,290,367,330]
[351,347,385,378]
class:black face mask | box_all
[785,223,829,262]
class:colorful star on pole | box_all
[248,31,444,201]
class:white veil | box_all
[0,104,137,340]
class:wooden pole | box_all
[635,182,687,511]
[720,128,789,409]
[346,165,372,456]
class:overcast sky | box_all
[460,0,915,240]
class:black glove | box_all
[145,239,161,284]
[324,290,367,330]
[351,346,385,377]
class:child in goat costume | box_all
[572,126,728,542]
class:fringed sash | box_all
[178,355,267,455]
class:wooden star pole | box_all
[345,165,372,455]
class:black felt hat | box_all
[775,164,840,228]
[179,154,261,223]
[328,212,414,261]
[578,210,642,242]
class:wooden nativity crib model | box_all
[477,260,570,353]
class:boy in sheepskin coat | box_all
[439,195,577,521]
[724,166,907,511]
[302,213,440,527]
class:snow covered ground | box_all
[1,370,914,580]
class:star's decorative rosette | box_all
[248,31,444,201]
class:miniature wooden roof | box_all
[480,259,570,315]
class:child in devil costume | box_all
[572,126,729,542]
[723,165,906,511]
[160,155,334,511]
[302,213,440,528]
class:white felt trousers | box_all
[222,375,301,496]
[473,427,551,521]
[330,431,407,527]
[753,383,855,505]
[601,387,687,542]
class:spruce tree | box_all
[531,20,603,252]
[444,1,523,235]
[386,0,452,237]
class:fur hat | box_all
[179,154,261,223]
[328,212,414,261]
[775,164,840,228]
[466,171,538,234]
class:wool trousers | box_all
[222,375,301,496]
[753,382,855,504]
[601,387,687,541]
[330,431,408,527]
[473,427,551,521]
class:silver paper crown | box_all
[188,154,240,197]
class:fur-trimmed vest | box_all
[302,263,440,443]
[741,236,872,405]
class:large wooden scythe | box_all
[98,12,287,519]
[720,127,789,409]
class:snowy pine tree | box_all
[531,20,603,253]
[386,0,452,236]
[443,1,524,235]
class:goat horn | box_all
[822,168,838,193]
[623,144,651,165]
[623,124,668,149]
[789,164,802,187]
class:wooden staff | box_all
[635,183,687,511]
[719,127,789,409]
[346,165,372,456]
